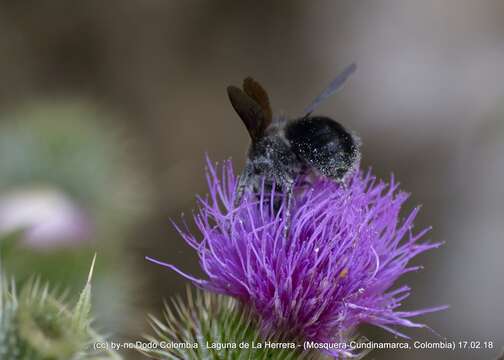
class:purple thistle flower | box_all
[147,158,446,357]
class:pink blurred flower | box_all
[0,187,93,249]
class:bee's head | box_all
[227,77,273,142]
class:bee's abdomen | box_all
[285,116,359,180]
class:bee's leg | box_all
[234,167,252,208]
[283,181,294,239]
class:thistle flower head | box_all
[0,253,120,360]
[148,159,446,357]
[144,286,314,360]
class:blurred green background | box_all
[0,1,503,359]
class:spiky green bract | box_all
[0,269,19,358]
[0,256,120,360]
[15,279,88,359]
[144,287,318,360]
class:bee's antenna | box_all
[303,63,356,116]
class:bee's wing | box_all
[303,63,356,116]
[227,85,267,141]
[242,77,272,130]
